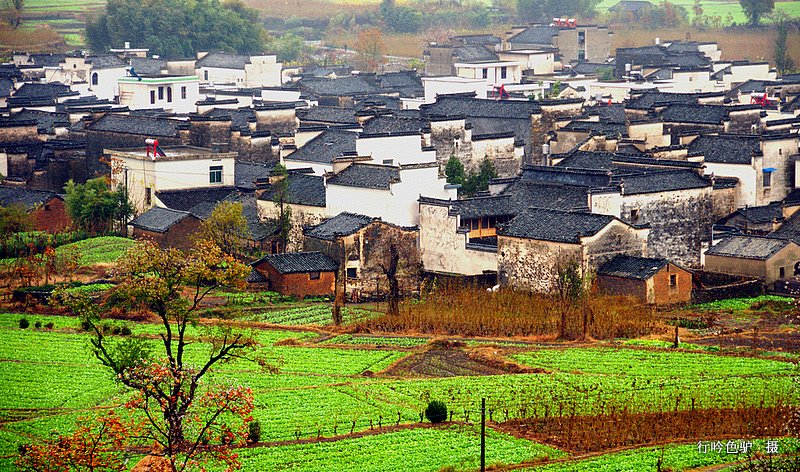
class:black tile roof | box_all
[304,212,376,240]
[297,106,359,125]
[297,75,382,97]
[597,254,669,280]
[497,207,618,243]
[452,34,501,45]
[657,104,739,125]
[24,53,66,68]
[453,45,498,62]
[129,57,167,75]
[560,121,627,136]
[13,82,78,100]
[626,90,721,110]
[258,251,338,274]
[583,103,626,123]
[730,201,784,224]
[203,107,257,130]
[361,115,425,135]
[87,114,187,137]
[325,163,400,190]
[246,266,268,283]
[770,210,800,244]
[235,161,275,190]
[155,187,238,211]
[286,129,357,164]
[688,134,761,164]
[86,55,127,69]
[571,62,615,75]
[258,173,326,207]
[615,170,710,195]
[451,195,515,219]
[0,63,23,80]
[0,78,14,98]
[0,185,59,209]
[196,52,251,70]
[5,109,70,134]
[421,95,541,120]
[129,206,191,232]
[608,0,654,12]
[508,25,559,45]
[706,234,793,260]
[499,179,590,212]
[377,71,424,98]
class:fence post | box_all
[480,397,486,472]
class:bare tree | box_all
[552,256,593,340]
[365,226,419,316]
[1,0,24,29]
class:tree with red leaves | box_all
[47,240,266,471]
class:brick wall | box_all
[254,261,335,297]
[132,216,202,251]
[31,197,70,233]
[651,263,692,305]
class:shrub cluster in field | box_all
[360,286,661,338]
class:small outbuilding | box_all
[251,252,337,298]
[128,206,201,251]
[0,184,70,233]
[704,235,800,290]
[597,255,692,305]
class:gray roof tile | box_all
[598,254,669,280]
[325,163,400,190]
[258,251,338,274]
[497,207,617,243]
[706,234,792,260]
[304,212,376,240]
[286,129,357,164]
[129,206,191,232]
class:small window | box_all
[150,90,156,104]
[779,148,782,155]
[309,271,321,280]
[578,50,586,61]
[630,209,640,222]
[204,70,209,81]
[346,267,357,278]
[166,86,172,103]
[482,68,488,79]
[780,267,786,279]
[501,66,507,79]
[145,188,152,206]
[181,86,187,100]
[763,171,772,188]
[669,274,677,287]
[91,72,98,86]
[158,86,164,100]
[209,165,223,184]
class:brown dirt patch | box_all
[383,340,543,377]
[495,406,792,454]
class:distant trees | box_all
[444,156,499,197]
[0,204,32,241]
[740,0,774,26]
[86,0,267,58]
[269,33,306,63]
[272,164,292,254]
[380,0,422,33]
[355,28,386,73]
[197,201,250,259]
[517,0,599,22]
[1,0,24,29]
[64,178,132,236]
[774,13,796,75]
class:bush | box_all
[425,400,447,424]
[34,321,42,329]
[248,420,261,443]
[18,318,29,329]
[120,326,131,336]
[44,322,54,329]
[80,319,92,331]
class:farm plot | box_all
[323,334,431,348]
[55,236,134,266]
[244,305,381,326]
[237,425,565,471]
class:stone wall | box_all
[257,199,326,253]
[498,237,581,292]
[619,188,713,268]
[429,120,521,178]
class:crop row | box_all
[323,334,430,348]
[245,306,381,326]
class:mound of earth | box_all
[384,340,543,377]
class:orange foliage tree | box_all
[355,27,386,73]
[49,240,263,471]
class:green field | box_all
[0,311,797,471]
[596,0,800,24]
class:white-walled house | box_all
[118,75,200,114]
[325,162,456,227]
[422,76,487,104]
[44,55,128,101]
[355,132,436,166]
[107,145,236,213]
[454,61,522,86]
[497,49,556,76]
[195,52,282,87]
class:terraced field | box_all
[0,311,797,471]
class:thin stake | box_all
[481,397,486,472]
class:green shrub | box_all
[18,318,29,329]
[248,420,261,443]
[44,322,54,329]
[120,326,131,336]
[80,319,92,331]
[425,400,447,424]
[34,321,42,329]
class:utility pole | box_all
[480,397,486,472]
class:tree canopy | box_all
[86,0,267,58]
[740,0,774,26]
[64,178,132,236]
[516,0,599,22]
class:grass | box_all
[237,425,565,471]
[0,312,797,467]
[55,236,134,266]
[691,295,794,312]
